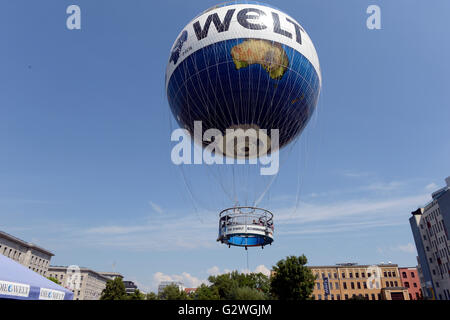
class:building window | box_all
[318,294,322,300]
[361,272,365,278]
[402,272,407,278]
[384,272,387,277]
[411,272,415,278]
[371,294,376,300]
[357,282,361,289]
[405,282,409,288]
[351,282,355,289]
[316,283,320,290]
[349,272,353,278]
[344,294,348,300]
[413,283,417,288]
[343,282,347,289]
[335,282,339,289]
[356,272,359,278]
[337,294,341,300]
[342,272,346,279]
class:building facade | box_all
[0,230,54,277]
[409,177,450,300]
[310,263,409,300]
[123,281,138,295]
[48,266,111,300]
[398,267,422,300]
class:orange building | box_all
[309,263,410,300]
[398,267,422,300]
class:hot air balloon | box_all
[166,1,321,249]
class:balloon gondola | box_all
[217,206,274,249]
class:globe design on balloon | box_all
[166,1,321,156]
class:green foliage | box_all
[100,277,127,300]
[231,286,268,300]
[128,289,145,300]
[146,292,159,300]
[47,277,60,285]
[194,284,220,300]
[207,271,270,300]
[270,254,315,300]
[158,284,190,300]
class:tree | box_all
[47,277,60,285]
[100,277,127,300]
[231,286,268,300]
[146,292,159,300]
[270,254,315,300]
[207,271,271,300]
[128,289,145,300]
[158,284,190,300]
[194,284,220,300]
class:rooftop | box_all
[49,265,112,282]
[0,230,54,256]
[309,263,398,269]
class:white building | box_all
[409,177,450,300]
[0,230,54,277]
[158,281,185,294]
[49,266,111,300]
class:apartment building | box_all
[409,177,450,300]
[310,263,409,300]
[0,230,54,277]
[48,266,110,300]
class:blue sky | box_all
[1,0,449,292]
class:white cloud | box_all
[275,193,429,226]
[392,243,416,254]
[425,183,438,191]
[59,191,430,252]
[340,170,372,178]
[254,264,271,277]
[149,201,164,214]
[152,271,207,291]
[207,266,220,276]
[363,181,405,192]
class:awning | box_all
[0,254,73,300]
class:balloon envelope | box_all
[166,1,321,158]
